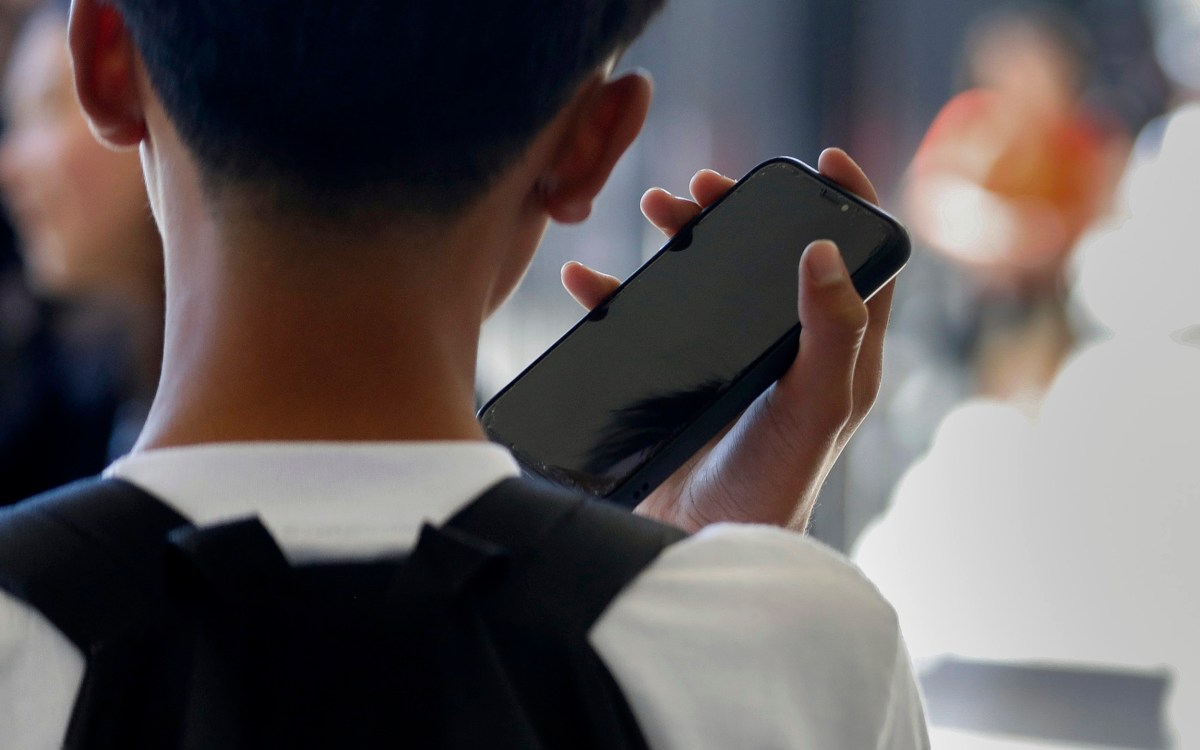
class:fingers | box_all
[640,188,701,238]
[842,278,895,438]
[689,169,734,206]
[563,166,739,310]
[561,260,621,310]
[642,152,876,241]
[640,169,737,238]
[862,280,896,356]
[817,147,880,206]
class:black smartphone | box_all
[479,156,910,507]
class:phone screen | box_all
[481,160,903,498]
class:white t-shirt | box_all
[0,442,928,749]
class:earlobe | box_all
[69,0,147,148]
[542,71,652,225]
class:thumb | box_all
[776,240,869,435]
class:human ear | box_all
[68,0,146,148]
[541,71,652,224]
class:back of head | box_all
[109,0,664,220]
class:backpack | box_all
[0,475,686,749]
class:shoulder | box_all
[592,524,923,750]
[0,587,85,748]
[0,492,89,747]
[613,523,899,634]
[0,479,179,748]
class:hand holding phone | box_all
[491,149,904,531]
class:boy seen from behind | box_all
[0,1,929,747]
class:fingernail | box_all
[805,240,846,286]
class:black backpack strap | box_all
[0,476,192,749]
[158,517,524,750]
[0,477,190,649]
[445,478,688,749]
[160,476,685,750]
[449,477,686,627]
[0,474,685,750]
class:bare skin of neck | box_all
[133,91,564,451]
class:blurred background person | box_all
[856,120,1200,744]
[908,7,1125,301]
[0,0,162,504]
[811,0,1165,553]
[902,6,1129,409]
[902,7,1131,427]
[855,3,1200,746]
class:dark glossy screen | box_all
[482,161,894,495]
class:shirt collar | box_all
[104,441,521,563]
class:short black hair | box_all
[106,1,664,219]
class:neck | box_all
[118,288,164,403]
[130,87,556,452]
[136,205,506,451]
[114,227,167,402]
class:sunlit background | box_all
[2,0,1198,747]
